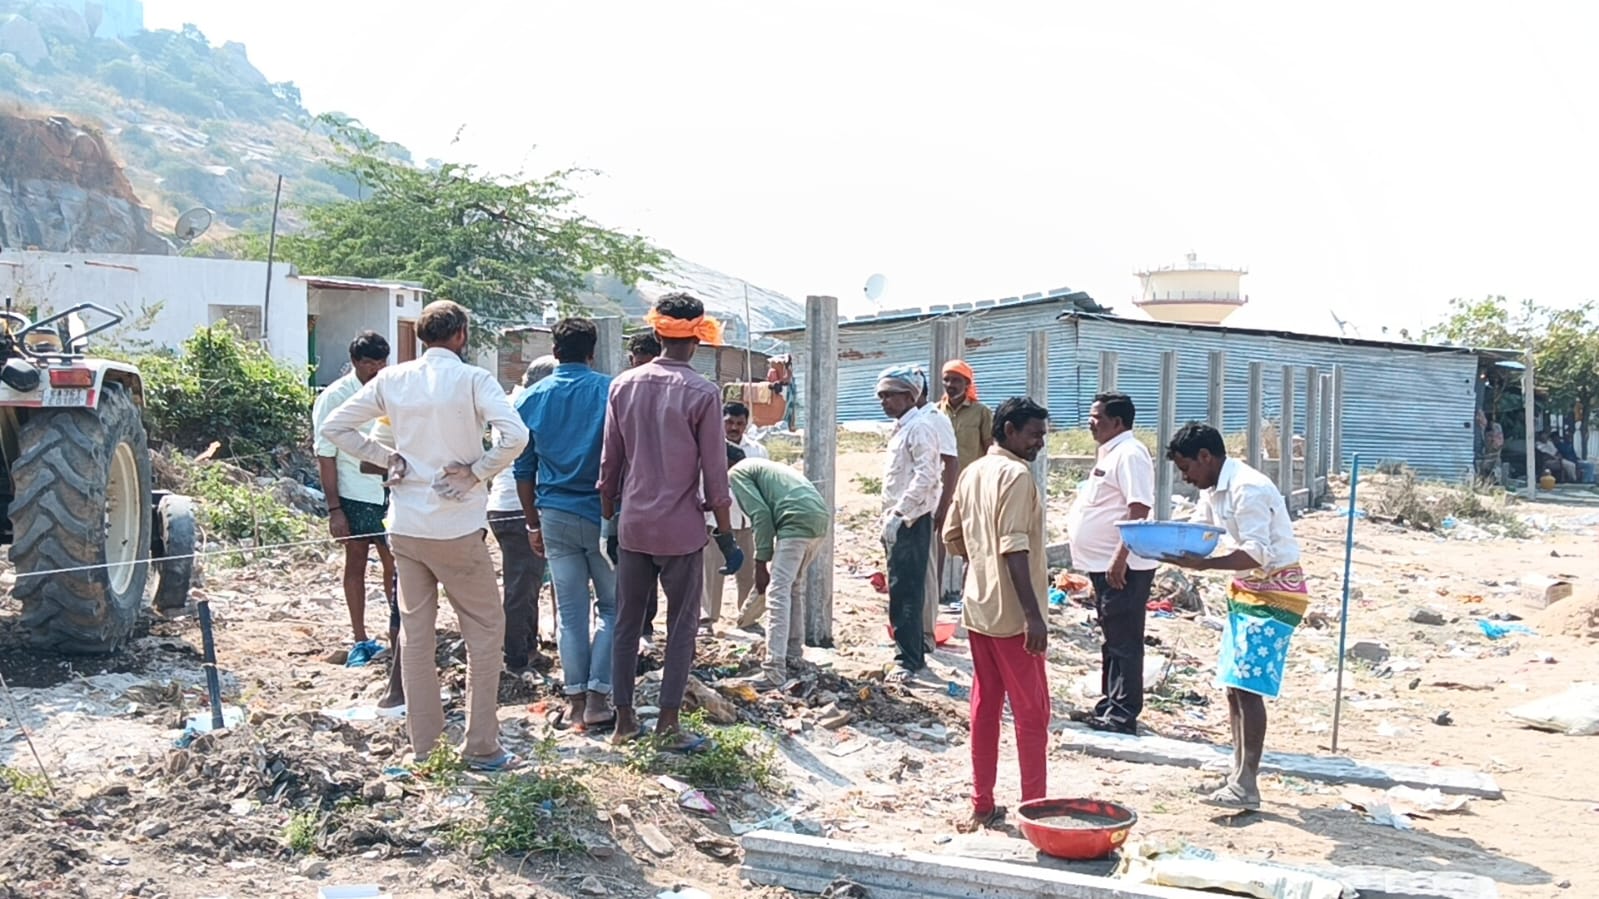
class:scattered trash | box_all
[1118,840,1354,898]
[1478,619,1536,640]
[1343,785,1470,830]
[1346,641,1391,665]
[1530,653,1559,664]
[1048,587,1067,608]
[1375,720,1407,738]
[659,775,718,816]
[173,705,246,748]
[318,888,388,899]
[1520,574,1573,610]
[1432,710,1453,726]
[1507,682,1599,735]
[1407,607,1445,626]
[320,705,405,722]
[946,682,970,700]
[693,835,739,859]
[820,876,870,899]
[345,639,384,668]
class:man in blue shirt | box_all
[515,317,617,731]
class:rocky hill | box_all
[0,0,379,249]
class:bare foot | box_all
[609,709,642,746]
[956,806,1006,833]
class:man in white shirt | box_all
[487,355,557,673]
[878,364,943,680]
[1065,392,1156,734]
[310,331,402,706]
[320,300,530,772]
[1165,422,1308,811]
[913,367,960,654]
[708,401,770,631]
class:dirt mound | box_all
[1536,592,1599,641]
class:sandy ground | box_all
[2,445,1598,899]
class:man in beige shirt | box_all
[943,397,1051,833]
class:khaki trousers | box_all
[700,526,756,624]
[391,531,505,761]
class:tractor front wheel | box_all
[10,382,152,654]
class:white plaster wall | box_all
[309,287,389,385]
[0,250,308,371]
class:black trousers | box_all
[886,514,932,673]
[489,512,545,667]
[1089,567,1156,727]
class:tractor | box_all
[0,300,195,654]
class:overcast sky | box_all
[146,1,1599,336]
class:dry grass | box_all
[1365,467,1527,536]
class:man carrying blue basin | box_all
[1163,422,1308,811]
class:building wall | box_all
[0,250,308,371]
[307,285,427,386]
[784,309,1480,481]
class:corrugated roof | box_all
[295,275,429,292]
[764,287,1100,338]
[1063,312,1527,359]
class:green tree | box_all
[1424,296,1599,452]
[231,118,664,331]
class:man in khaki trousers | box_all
[322,300,529,771]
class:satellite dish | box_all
[174,207,214,244]
[863,273,887,302]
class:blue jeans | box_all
[542,508,616,696]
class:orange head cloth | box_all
[645,306,724,346]
[941,359,978,403]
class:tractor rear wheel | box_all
[10,382,152,654]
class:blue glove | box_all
[714,530,744,575]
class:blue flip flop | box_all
[662,732,714,754]
[346,639,383,668]
[466,750,524,773]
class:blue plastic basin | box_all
[1116,520,1225,561]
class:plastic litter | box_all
[1477,619,1536,640]
[659,775,718,815]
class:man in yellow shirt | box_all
[943,397,1051,832]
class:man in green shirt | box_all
[729,457,832,687]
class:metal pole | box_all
[1155,350,1177,521]
[0,670,55,797]
[803,295,838,646]
[261,174,283,346]
[1330,453,1362,755]
[1523,351,1537,499]
[197,598,225,731]
[1246,361,1264,469]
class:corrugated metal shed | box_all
[1064,316,1480,480]
[781,293,1094,424]
[781,307,1483,481]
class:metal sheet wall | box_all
[790,311,1479,481]
[786,301,1082,426]
[1068,318,1479,480]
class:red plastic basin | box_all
[886,620,958,646]
[1017,797,1137,860]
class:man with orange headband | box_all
[600,292,744,751]
[938,360,994,607]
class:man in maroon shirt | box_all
[601,292,744,750]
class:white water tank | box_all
[1133,252,1247,325]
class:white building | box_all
[0,250,310,371]
[300,275,428,386]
